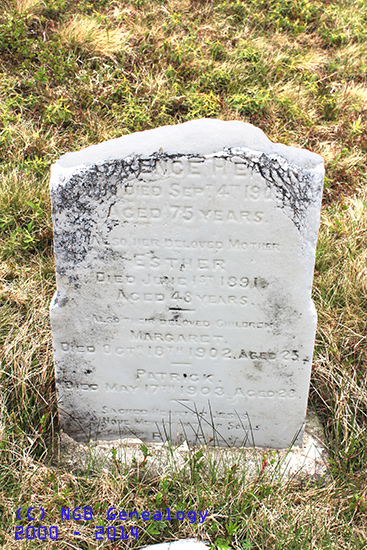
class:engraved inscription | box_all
[58,340,303,363]
[50,120,323,447]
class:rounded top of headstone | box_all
[53,118,323,173]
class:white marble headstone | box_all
[50,119,324,448]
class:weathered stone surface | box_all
[59,411,329,481]
[50,119,324,448]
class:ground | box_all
[0,0,367,548]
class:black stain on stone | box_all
[253,360,263,371]
[167,308,181,322]
[50,154,182,269]
[259,286,300,337]
[51,149,322,275]
[223,147,323,231]
[53,293,69,307]
[254,277,268,289]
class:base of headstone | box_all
[57,410,329,481]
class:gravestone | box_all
[50,119,324,448]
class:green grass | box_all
[1,0,367,548]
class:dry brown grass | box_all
[311,190,367,474]
[12,0,44,13]
[59,15,133,58]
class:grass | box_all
[0,0,367,547]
